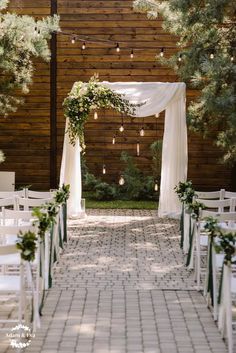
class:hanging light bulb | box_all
[155,113,159,118]
[210,51,214,59]
[82,42,86,50]
[102,164,106,175]
[154,181,158,192]
[230,55,234,62]
[119,124,124,132]
[119,175,125,185]
[130,49,134,59]
[136,141,140,156]
[71,36,76,44]
[178,54,182,62]
[160,48,164,57]
[112,136,116,144]
[140,127,145,137]
[94,111,98,120]
[116,43,120,53]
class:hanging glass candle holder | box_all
[140,127,145,137]
[119,175,125,185]
[119,124,124,132]
[112,136,116,144]
[94,111,98,120]
[102,164,106,175]
[154,181,158,192]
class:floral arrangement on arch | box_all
[63,75,140,150]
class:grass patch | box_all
[82,192,158,210]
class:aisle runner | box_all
[53,210,196,290]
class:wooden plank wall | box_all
[0,0,232,191]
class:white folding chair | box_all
[16,197,53,211]
[25,189,54,199]
[217,230,236,353]
[195,189,225,200]
[195,197,236,213]
[0,244,26,327]
[1,208,35,226]
[0,224,41,331]
[0,190,25,199]
[225,191,236,199]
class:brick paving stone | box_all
[1,209,230,353]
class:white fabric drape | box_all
[60,82,187,218]
[59,119,82,217]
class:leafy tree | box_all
[133,0,236,164]
[0,0,59,116]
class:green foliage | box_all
[150,139,162,181]
[187,201,205,221]
[174,180,196,204]
[0,0,60,116]
[204,216,236,264]
[54,184,70,204]
[118,151,155,200]
[134,0,236,163]
[16,230,37,262]
[94,182,117,201]
[63,75,141,149]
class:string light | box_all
[136,141,140,156]
[140,127,145,137]
[119,124,124,132]
[102,164,106,175]
[119,175,125,185]
[94,111,98,120]
[71,36,76,44]
[130,49,134,59]
[231,55,234,62]
[154,181,158,192]
[210,51,214,59]
[155,113,159,118]
[160,48,164,57]
[112,136,116,144]
[82,42,86,50]
[116,43,120,53]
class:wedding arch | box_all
[60,80,187,218]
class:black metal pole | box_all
[50,0,57,188]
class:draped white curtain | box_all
[60,82,187,218]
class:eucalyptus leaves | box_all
[63,75,139,149]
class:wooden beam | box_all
[50,0,57,188]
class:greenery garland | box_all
[63,75,141,149]
[174,180,196,205]
[16,184,70,261]
[204,216,236,265]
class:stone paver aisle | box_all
[2,210,228,353]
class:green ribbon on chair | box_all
[207,238,214,305]
[180,204,184,249]
[186,217,194,266]
[63,202,67,243]
[218,262,224,305]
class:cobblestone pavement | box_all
[1,210,228,353]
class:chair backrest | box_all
[17,197,53,211]
[195,189,225,200]
[26,189,53,199]
[0,197,17,214]
[0,171,15,191]
[2,209,35,226]
[0,244,19,255]
[196,197,235,212]
[225,191,236,199]
[0,190,25,199]
[201,210,236,223]
[0,224,36,236]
